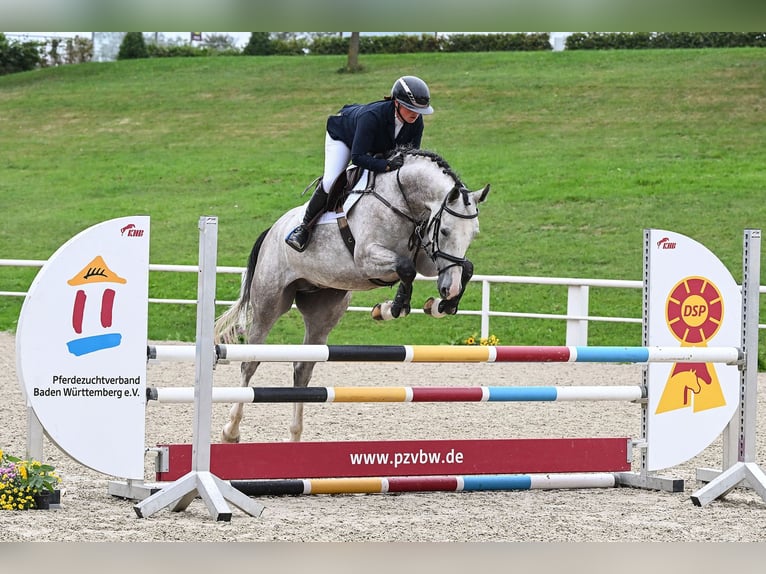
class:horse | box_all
[214,148,490,442]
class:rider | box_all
[285,75,434,252]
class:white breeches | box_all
[323,132,351,192]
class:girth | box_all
[333,172,401,287]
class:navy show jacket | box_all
[326,99,424,173]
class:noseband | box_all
[416,185,479,273]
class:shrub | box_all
[200,33,239,52]
[243,33,273,56]
[0,33,43,75]
[118,32,148,60]
[566,32,766,50]
[65,35,94,64]
[270,37,311,56]
[146,43,207,58]
[442,32,551,52]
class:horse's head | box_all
[423,182,491,301]
[367,148,490,320]
[391,149,490,307]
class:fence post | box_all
[566,285,589,345]
[480,279,490,339]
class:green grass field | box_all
[1,49,764,364]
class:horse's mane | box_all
[393,146,462,184]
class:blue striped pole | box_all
[148,344,741,365]
[147,385,645,404]
[227,473,617,496]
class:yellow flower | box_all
[465,336,475,345]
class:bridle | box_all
[367,169,479,274]
[416,184,479,273]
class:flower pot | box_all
[33,489,60,510]
[33,492,52,510]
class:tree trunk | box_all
[346,32,361,72]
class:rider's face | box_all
[396,103,421,124]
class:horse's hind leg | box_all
[290,288,351,441]
[221,360,260,443]
[222,288,296,443]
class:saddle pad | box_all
[316,170,368,225]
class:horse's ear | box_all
[447,186,461,203]
[476,184,490,204]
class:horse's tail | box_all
[213,227,271,344]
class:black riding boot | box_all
[285,186,328,252]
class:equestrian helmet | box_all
[391,76,434,115]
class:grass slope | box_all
[1,50,764,362]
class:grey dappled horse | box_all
[214,148,490,442]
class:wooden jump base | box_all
[155,437,632,482]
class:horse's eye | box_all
[440,228,450,238]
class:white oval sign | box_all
[646,229,741,470]
[16,217,149,479]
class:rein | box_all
[335,155,479,287]
[348,165,478,270]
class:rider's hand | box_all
[385,154,404,172]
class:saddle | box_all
[326,165,366,212]
[305,165,373,257]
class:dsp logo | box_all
[656,276,726,414]
[665,276,722,344]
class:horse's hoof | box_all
[371,302,395,321]
[423,297,447,318]
[221,426,240,444]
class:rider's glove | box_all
[385,154,404,172]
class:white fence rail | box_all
[1,259,763,345]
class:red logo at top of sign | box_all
[120,223,145,237]
[657,237,676,250]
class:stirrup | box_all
[285,225,311,252]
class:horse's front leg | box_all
[371,258,416,321]
[424,260,474,318]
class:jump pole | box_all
[148,343,741,364]
[227,473,619,497]
[146,385,646,403]
[133,216,264,521]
